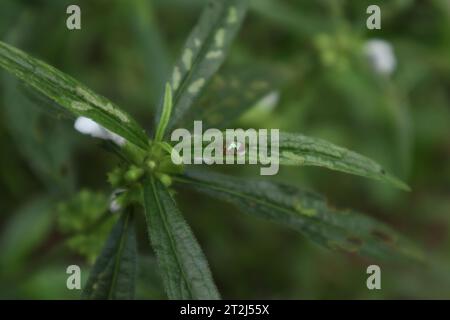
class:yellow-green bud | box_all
[158,173,172,187]
[146,160,157,171]
[124,165,144,183]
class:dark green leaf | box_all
[272,132,410,190]
[82,211,137,300]
[157,0,249,131]
[177,65,285,130]
[171,130,409,190]
[174,170,424,263]
[1,15,76,193]
[224,132,409,190]
[142,176,220,300]
[0,41,149,150]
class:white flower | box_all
[364,39,397,76]
[109,188,126,213]
[74,116,125,146]
[109,198,122,213]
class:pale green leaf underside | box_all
[174,170,424,263]
[142,176,220,300]
[0,41,149,150]
[82,211,137,300]
[157,0,249,131]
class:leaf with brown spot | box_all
[174,169,424,263]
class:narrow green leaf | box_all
[155,83,173,142]
[174,170,424,263]
[271,132,410,190]
[142,175,220,300]
[177,65,285,130]
[82,211,137,300]
[0,41,149,150]
[171,130,409,190]
[157,0,249,130]
[1,15,76,193]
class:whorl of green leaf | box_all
[142,176,220,300]
[156,0,249,131]
[0,41,149,150]
[82,211,137,300]
[174,170,424,263]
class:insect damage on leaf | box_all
[172,67,182,91]
[227,6,238,24]
[75,87,130,123]
[71,101,91,112]
[182,49,193,71]
[214,29,226,47]
[177,65,286,130]
[206,51,223,59]
[0,41,149,150]
[175,170,424,263]
[251,132,410,190]
[156,0,249,131]
[188,78,206,94]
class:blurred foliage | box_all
[0,0,449,299]
[56,189,115,264]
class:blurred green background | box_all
[0,0,449,299]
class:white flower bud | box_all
[74,117,125,146]
[364,39,397,76]
[109,188,126,213]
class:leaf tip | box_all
[386,174,411,192]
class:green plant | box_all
[0,0,423,300]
